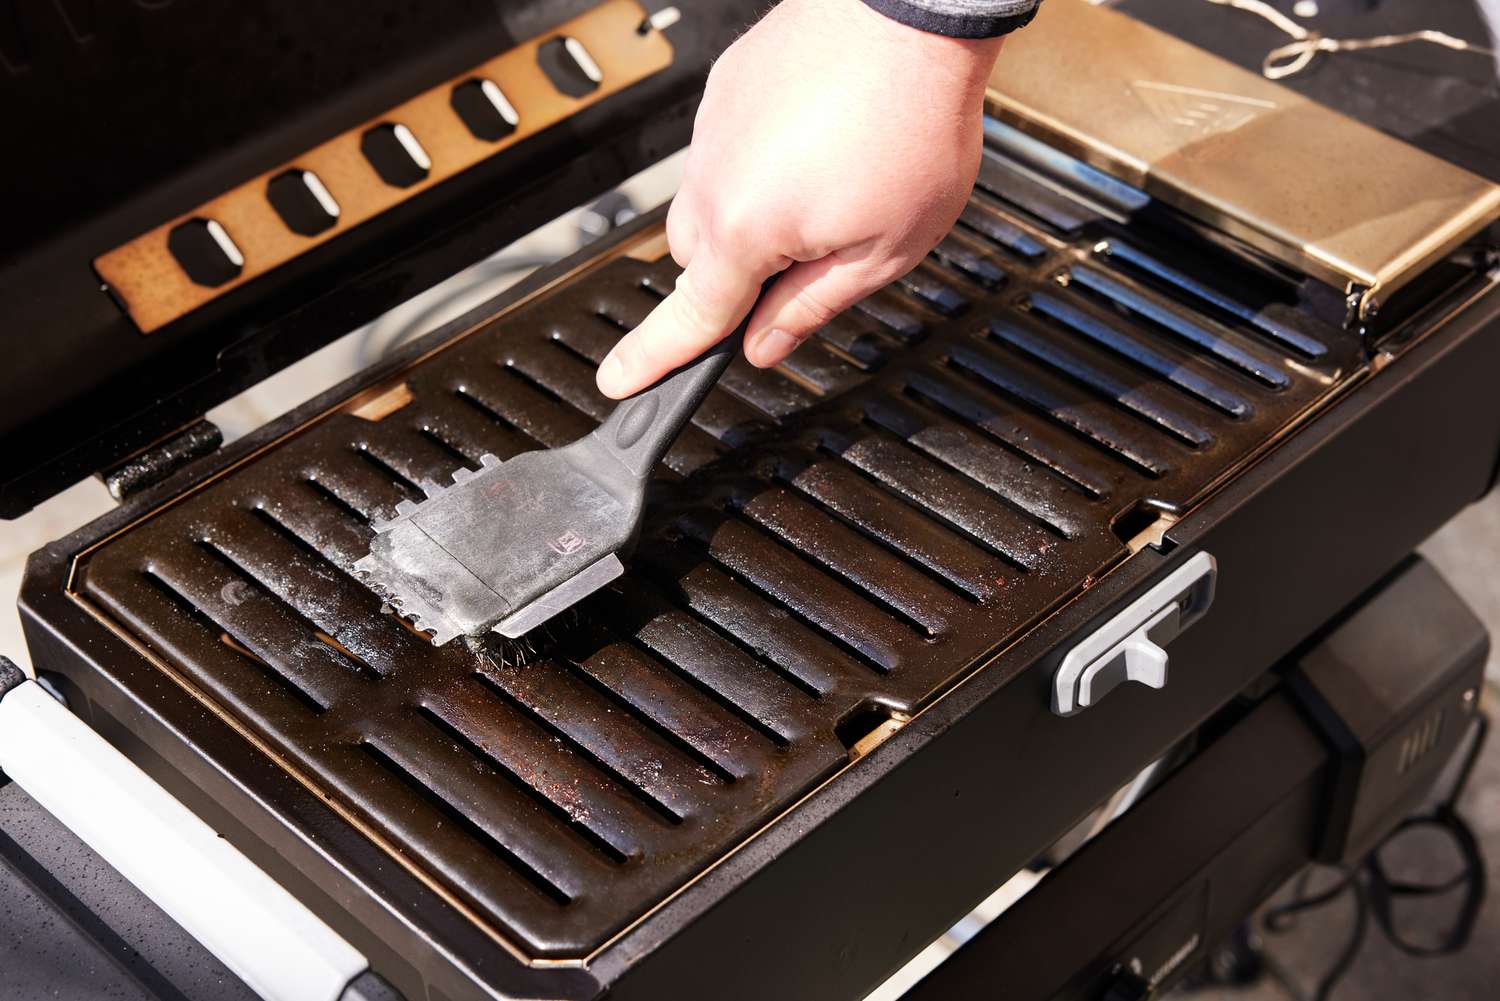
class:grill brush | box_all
[354,327,744,646]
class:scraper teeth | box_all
[407,614,456,646]
[349,447,516,648]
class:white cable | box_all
[1202,0,1495,80]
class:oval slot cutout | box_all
[452,78,520,141]
[538,36,603,98]
[167,218,243,288]
[266,169,340,236]
[361,123,431,188]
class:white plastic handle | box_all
[0,680,367,1001]
[1053,552,1217,716]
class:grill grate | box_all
[73,138,1361,958]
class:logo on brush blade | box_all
[549,530,587,556]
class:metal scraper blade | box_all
[353,447,637,646]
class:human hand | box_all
[595,0,1005,398]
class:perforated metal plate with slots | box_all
[69,139,1364,961]
[94,0,672,334]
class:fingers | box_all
[596,247,770,399]
[743,253,889,368]
[665,197,700,268]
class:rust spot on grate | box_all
[346,381,415,422]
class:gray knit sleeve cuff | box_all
[860,0,1042,38]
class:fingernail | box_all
[597,353,626,397]
[749,328,800,367]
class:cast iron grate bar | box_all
[1063,263,1293,388]
[1091,237,1329,358]
[1026,292,1255,417]
[470,668,689,826]
[358,740,578,907]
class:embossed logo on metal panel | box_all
[1131,81,1276,138]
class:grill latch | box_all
[1052,552,1217,717]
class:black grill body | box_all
[20,128,1500,1001]
[899,556,1488,1001]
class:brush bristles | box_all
[465,608,581,670]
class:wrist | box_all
[857,0,1035,42]
[833,0,1006,88]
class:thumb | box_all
[742,252,889,368]
[596,248,770,399]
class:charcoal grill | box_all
[8,2,1500,1000]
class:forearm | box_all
[860,0,1041,39]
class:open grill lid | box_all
[0,0,760,518]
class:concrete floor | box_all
[1424,498,1500,684]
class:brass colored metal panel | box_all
[987,0,1500,318]
[95,0,672,334]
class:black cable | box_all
[1262,866,1367,1001]
[1264,867,1358,933]
[1261,712,1490,1000]
[1365,713,1489,958]
[1313,875,1369,1001]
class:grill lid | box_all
[0,0,763,518]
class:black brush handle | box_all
[588,326,746,480]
